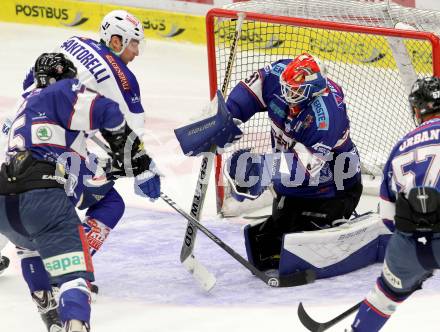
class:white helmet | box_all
[100,10,144,55]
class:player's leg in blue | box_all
[0,189,95,332]
[16,247,62,331]
[82,187,125,256]
[349,231,435,332]
[28,190,95,332]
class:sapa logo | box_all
[44,252,87,277]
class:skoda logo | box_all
[268,278,279,287]
[37,126,52,141]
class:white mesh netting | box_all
[209,0,440,215]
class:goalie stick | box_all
[179,12,246,291]
[77,136,315,287]
[297,301,361,332]
[161,192,316,288]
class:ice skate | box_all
[63,319,90,332]
[31,290,63,332]
[0,255,9,275]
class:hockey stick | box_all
[161,192,316,287]
[297,301,361,332]
[179,12,246,290]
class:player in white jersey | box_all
[23,10,145,135]
[14,11,157,332]
[20,10,148,260]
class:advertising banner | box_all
[0,0,206,44]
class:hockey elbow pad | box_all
[100,124,152,177]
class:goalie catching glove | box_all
[224,149,273,202]
[101,123,161,200]
[174,90,243,156]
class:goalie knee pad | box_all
[244,220,282,271]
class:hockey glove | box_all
[174,90,242,156]
[101,124,152,177]
[224,149,272,202]
[134,160,162,201]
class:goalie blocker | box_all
[174,90,242,156]
[244,213,391,279]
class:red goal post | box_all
[206,6,440,216]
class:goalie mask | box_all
[100,10,145,56]
[280,53,327,106]
[409,76,440,125]
[34,53,77,88]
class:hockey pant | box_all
[0,188,94,325]
[18,187,124,293]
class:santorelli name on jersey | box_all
[61,38,111,83]
[399,128,440,151]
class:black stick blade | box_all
[297,301,362,332]
[297,302,324,332]
[278,269,316,287]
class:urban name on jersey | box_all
[399,128,440,151]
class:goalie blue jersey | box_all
[7,78,124,205]
[226,59,361,198]
[380,117,440,228]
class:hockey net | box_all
[206,0,440,216]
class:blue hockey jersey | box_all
[7,78,125,205]
[226,59,361,198]
[23,36,144,135]
[380,117,440,228]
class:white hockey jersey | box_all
[22,36,145,136]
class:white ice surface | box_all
[0,22,440,331]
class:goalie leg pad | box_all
[244,219,283,271]
[278,213,392,278]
